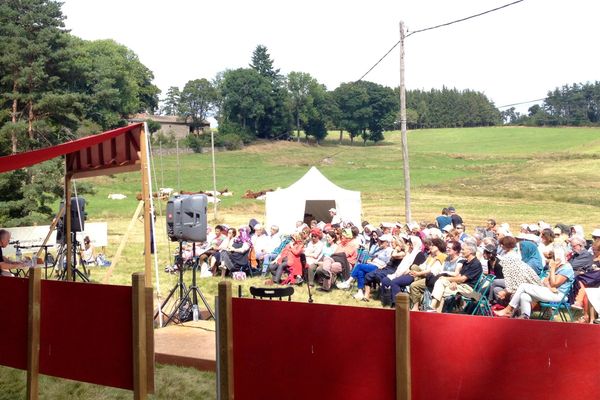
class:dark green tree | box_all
[178,78,217,133]
[161,86,180,116]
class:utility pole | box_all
[210,129,218,221]
[399,21,412,223]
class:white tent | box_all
[265,167,362,234]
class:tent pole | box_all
[65,172,73,281]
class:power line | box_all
[356,0,526,82]
[497,97,546,108]
[405,0,525,38]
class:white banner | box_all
[3,222,108,256]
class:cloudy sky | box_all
[61,0,599,113]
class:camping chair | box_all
[462,274,495,316]
[441,273,486,313]
[356,247,370,265]
[535,281,575,322]
[249,286,294,301]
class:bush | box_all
[184,132,244,152]
[151,130,177,148]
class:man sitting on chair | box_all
[0,229,28,276]
[429,242,483,312]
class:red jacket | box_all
[279,242,304,276]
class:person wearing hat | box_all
[329,208,341,226]
[336,234,393,300]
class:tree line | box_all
[162,46,501,149]
[502,82,600,126]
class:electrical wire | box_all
[497,98,546,108]
[356,0,526,82]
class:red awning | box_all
[0,123,144,178]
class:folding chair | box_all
[462,274,495,316]
[356,247,371,265]
[249,286,294,301]
[536,281,575,322]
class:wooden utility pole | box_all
[399,21,412,223]
[210,130,218,221]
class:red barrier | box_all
[231,298,397,400]
[0,277,28,370]
[411,312,600,400]
[39,280,134,390]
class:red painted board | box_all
[232,298,397,400]
[411,312,600,400]
[39,280,134,390]
[0,277,29,370]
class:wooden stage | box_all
[154,320,216,372]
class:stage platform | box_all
[154,319,216,372]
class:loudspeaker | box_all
[56,197,86,244]
[181,194,208,242]
[166,194,207,242]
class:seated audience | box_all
[518,238,544,275]
[380,236,427,306]
[429,242,483,312]
[494,247,574,318]
[568,236,593,274]
[219,227,252,277]
[269,233,304,284]
[408,238,447,310]
[571,240,600,323]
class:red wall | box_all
[231,298,600,400]
[0,277,28,370]
[232,298,397,400]
[411,312,600,400]
[39,280,134,390]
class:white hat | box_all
[442,224,453,233]
[520,223,529,229]
[516,232,528,240]
[408,222,419,231]
[378,234,393,243]
[592,228,600,238]
[539,221,551,230]
[553,227,562,235]
[365,224,376,232]
[528,224,540,232]
[501,223,510,230]
[381,222,394,229]
[428,228,442,239]
[253,223,263,230]
[328,208,337,213]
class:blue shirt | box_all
[436,215,452,229]
[555,263,575,295]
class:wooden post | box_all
[132,272,148,400]
[27,267,41,400]
[217,281,234,400]
[399,21,412,223]
[65,174,73,280]
[145,286,155,394]
[395,293,411,400]
[139,126,153,283]
[210,129,218,222]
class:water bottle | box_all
[15,247,22,262]
[192,304,199,321]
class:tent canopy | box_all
[0,123,143,177]
[265,167,361,234]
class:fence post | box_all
[395,293,411,400]
[27,267,41,400]
[132,273,147,400]
[217,281,234,400]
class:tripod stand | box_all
[30,244,53,279]
[154,242,214,326]
[56,234,89,282]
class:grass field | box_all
[6,126,600,399]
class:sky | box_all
[61,0,600,114]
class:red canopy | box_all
[0,123,144,178]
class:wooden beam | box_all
[139,126,152,285]
[65,173,72,281]
[132,272,148,400]
[395,293,411,400]
[102,201,144,284]
[71,163,140,180]
[217,281,234,400]
[145,286,155,394]
[27,268,41,400]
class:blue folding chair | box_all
[463,274,495,316]
[537,281,575,322]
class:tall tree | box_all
[249,45,280,80]
[161,86,180,115]
[178,79,217,133]
[287,71,317,141]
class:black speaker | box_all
[181,194,208,242]
[56,197,86,244]
[166,194,207,242]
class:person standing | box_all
[435,208,452,230]
[448,206,463,228]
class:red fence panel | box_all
[231,298,397,400]
[0,277,28,370]
[411,312,600,400]
[39,280,133,390]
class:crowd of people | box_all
[179,206,600,323]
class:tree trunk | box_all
[28,100,34,139]
[339,129,343,144]
[350,135,354,145]
[296,113,300,142]
[11,80,18,154]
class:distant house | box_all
[128,113,210,139]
